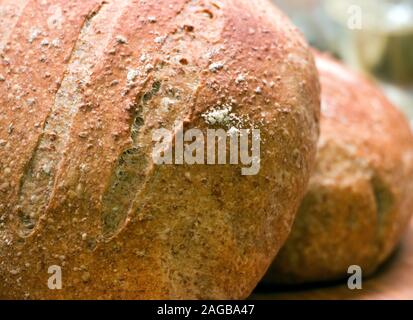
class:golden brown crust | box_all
[0,0,320,299]
[266,53,413,284]
[0,0,29,51]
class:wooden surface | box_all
[252,220,413,300]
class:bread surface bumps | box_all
[0,0,320,298]
[266,53,413,284]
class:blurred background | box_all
[272,0,413,120]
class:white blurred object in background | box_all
[271,0,333,50]
[324,0,413,118]
[272,0,413,119]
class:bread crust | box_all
[0,0,319,299]
[266,53,413,284]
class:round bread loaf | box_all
[0,0,319,299]
[265,53,413,285]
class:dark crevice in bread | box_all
[371,173,395,252]
[15,1,126,237]
[100,0,197,240]
[372,174,394,222]
[102,91,150,238]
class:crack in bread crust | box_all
[101,96,147,238]
[16,0,130,237]
[100,0,193,239]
